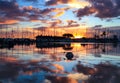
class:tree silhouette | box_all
[101,31,106,39]
[62,33,74,38]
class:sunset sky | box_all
[0,0,120,38]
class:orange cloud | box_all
[67,73,89,80]
[0,20,19,24]
[53,11,65,18]
[46,76,78,83]
[28,6,33,10]
[46,0,91,8]
[52,64,64,72]
[51,8,69,18]
[67,0,91,8]
[0,57,18,62]
[23,6,33,10]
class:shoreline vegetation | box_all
[0,35,119,49]
[0,35,119,43]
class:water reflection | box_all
[65,52,74,60]
[0,43,120,83]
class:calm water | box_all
[0,43,120,83]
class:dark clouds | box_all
[46,0,120,19]
[0,0,20,24]
[50,19,62,27]
[0,0,51,24]
[77,0,120,18]
[40,8,53,15]
[1,0,119,25]
[0,0,18,11]
[0,0,70,24]
[48,19,79,28]
[67,20,79,27]
[77,6,96,17]
[46,0,57,5]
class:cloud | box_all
[66,0,91,8]
[0,20,19,25]
[32,19,63,29]
[0,0,21,24]
[46,0,70,6]
[33,19,80,28]
[77,0,120,18]
[93,25,102,28]
[52,8,68,18]
[46,0,91,8]
[67,20,77,25]
[46,75,78,83]
[77,6,96,17]
[23,0,38,2]
[50,19,62,27]
[52,64,64,72]
[66,20,80,27]
[67,73,89,80]
[46,0,86,5]
[0,1,49,24]
[0,0,52,24]
[0,0,71,25]
[40,8,53,15]
[0,0,18,11]
[53,11,65,18]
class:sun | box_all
[74,35,83,38]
